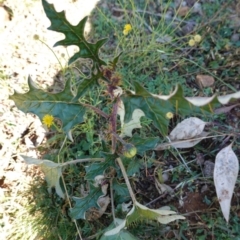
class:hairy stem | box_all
[110,99,119,153]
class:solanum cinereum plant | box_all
[9,0,240,238]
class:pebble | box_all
[231,34,240,42]
[196,74,215,88]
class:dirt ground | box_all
[0,0,99,238]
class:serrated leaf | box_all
[42,0,107,66]
[121,83,240,136]
[73,70,103,101]
[112,179,130,203]
[85,152,118,180]
[130,134,159,156]
[9,77,86,133]
[69,183,104,219]
[103,219,127,238]
[122,82,174,136]
[169,117,206,140]
[166,85,218,115]
[126,201,185,226]
[102,229,138,240]
[213,144,239,222]
[21,156,64,198]
[126,158,143,176]
[186,90,240,106]
[104,201,185,237]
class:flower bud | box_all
[122,143,137,158]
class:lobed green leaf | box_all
[42,0,107,66]
[69,183,103,220]
[9,76,86,133]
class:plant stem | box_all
[116,157,136,204]
[111,131,126,144]
[38,38,64,70]
[110,99,119,153]
[110,178,116,225]
[57,137,82,240]
[82,103,109,119]
[61,158,104,166]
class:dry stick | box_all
[81,103,109,119]
[116,158,136,204]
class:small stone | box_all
[196,75,215,88]
[181,22,195,35]
[203,160,215,177]
[177,6,190,17]
[231,34,239,42]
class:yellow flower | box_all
[42,114,54,127]
[188,39,195,47]
[123,24,132,36]
[166,112,174,119]
[194,34,202,43]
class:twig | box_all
[81,103,109,119]
[116,158,136,203]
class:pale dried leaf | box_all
[118,100,145,138]
[157,214,186,224]
[186,91,240,106]
[104,219,126,236]
[155,181,174,195]
[169,117,206,141]
[218,92,240,104]
[21,156,65,198]
[155,132,209,150]
[213,144,239,222]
